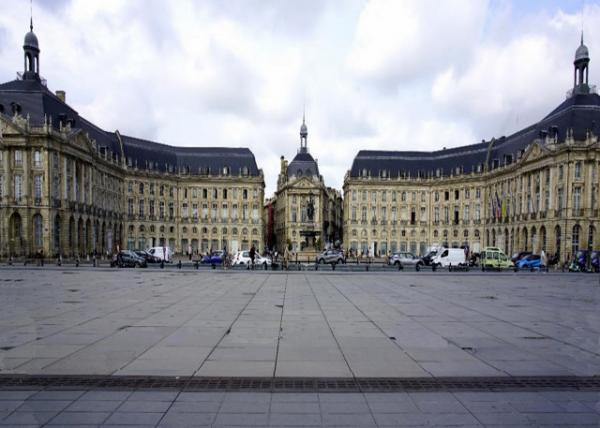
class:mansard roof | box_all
[287,151,320,178]
[350,92,600,179]
[0,78,261,177]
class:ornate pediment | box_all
[520,142,548,164]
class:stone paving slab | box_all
[0,389,597,427]
[1,269,599,380]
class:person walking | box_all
[188,244,192,261]
[249,245,256,270]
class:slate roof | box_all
[350,92,600,179]
[287,150,320,178]
[0,78,260,177]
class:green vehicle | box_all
[481,247,512,271]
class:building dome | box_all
[300,121,307,137]
[575,34,589,62]
[24,30,39,50]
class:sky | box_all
[0,0,599,196]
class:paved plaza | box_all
[0,269,599,426]
[0,269,599,378]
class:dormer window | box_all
[493,159,499,169]
[223,166,230,176]
[381,169,387,178]
[242,166,249,176]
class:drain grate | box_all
[0,375,599,392]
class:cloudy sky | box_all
[0,0,598,195]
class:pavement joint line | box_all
[189,274,271,378]
[272,273,289,378]
[305,274,360,387]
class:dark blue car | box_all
[515,254,542,271]
[201,251,225,264]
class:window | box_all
[361,206,367,221]
[184,188,188,199]
[34,150,41,167]
[211,203,217,220]
[150,183,155,195]
[14,150,22,167]
[222,203,228,219]
[243,189,248,200]
[392,191,397,202]
[557,188,564,211]
[242,204,248,220]
[444,191,449,201]
[401,192,406,202]
[291,208,297,223]
[128,198,134,216]
[223,189,228,199]
[434,192,439,202]
[351,206,357,221]
[465,188,470,199]
[170,187,174,198]
[182,203,189,218]
[475,204,481,221]
[232,204,238,220]
[573,187,581,210]
[352,190,357,202]
[160,185,164,196]
[149,200,155,216]
[139,182,144,194]
[421,192,426,203]
[34,175,42,199]
[476,188,481,199]
[455,190,459,200]
[382,191,387,203]
[558,165,564,180]
[14,175,23,199]
[160,201,165,218]
[168,202,174,218]
[463,205,469,221]
[434,207,440,222]
[574,161,582,179]
[139,199,145,217]
[192,203,198,219]
[252,206,258,220]
[202,204,208,219]
[371,191,376,203]
[0,174,3,199]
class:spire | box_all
[30,0,33,31]
[299,112,308,153]
[573,32,590,94]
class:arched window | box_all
[572,225,581,256]
[33,214,43,248]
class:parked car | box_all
[388,252,419,269]
[480,247,513,271]
[515,254,542,271]
[134,250,161,263]
[112,250,147,268]
[233,251,272,266]
[511,251,532,264]
[146,246,173,262]
[202,250,225,264]
[432,248,469,270]
[316,249,345,264]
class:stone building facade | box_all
[269,118,343,253]
[0,24,264,259]
[343,38,600,262]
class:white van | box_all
[432,248,467,268]
[146,246,173,262]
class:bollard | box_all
[398,262,402,271]
[366,264,369,272]
[178,260,182,269]
[24,260,27,266]
[332,263,336,271]
[76,257,80,268]
[211,263,216,269]
[264,262,268,271]
[160,260,164,269]
[93,256,97,267]
[195,261,199,270]
[315,263,319,271]
[40,257,44,267]
[57,257,62,267]
[8,256,13,266]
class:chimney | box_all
[55,90,66,103]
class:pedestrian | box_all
[540,249,547,272]
[249,245,256,270]
[188,244,192,261]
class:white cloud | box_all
[0,0,598,196]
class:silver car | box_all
[388,252,419,268]
[316,250,344,264]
